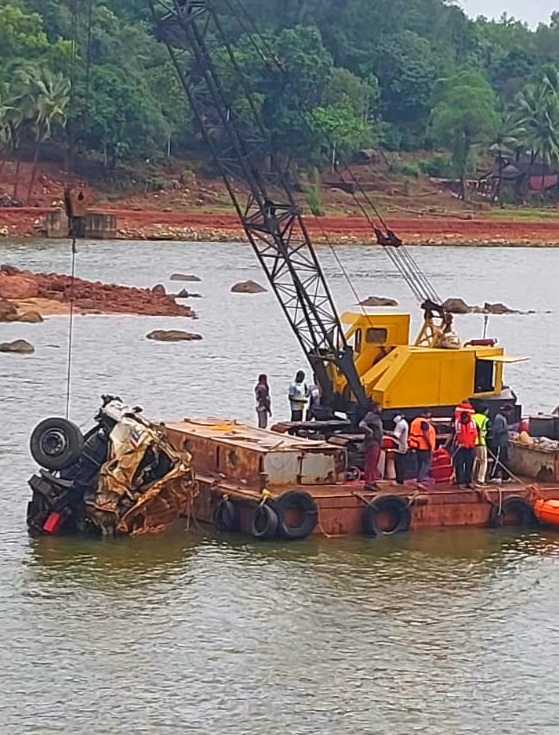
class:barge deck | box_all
[164,418,559,538]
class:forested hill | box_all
[1,0,559,186]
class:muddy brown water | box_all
[1,239,559,734]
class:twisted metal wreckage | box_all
[27,398,199,536]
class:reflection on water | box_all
[2,240,559,734]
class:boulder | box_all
[0,297,18,322]
[0,274,39,300]
[359,296,398,307]
[0,339,35,354]
[443,297,471,314]
[17,310,44,323]
[170,273,201,282]
[231,280,267,294]
[176,289,202,298]
[482,302,518,315]
[151,284,166,295]
[146,330,203,342]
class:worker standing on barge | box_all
[453,410,478,488]
[408,410,436,487]
[391,415,409,485]
[288,371,309,422]
[255,374,272,429]
[473,405,490,485]
[359,401,384,490]
[491,404,512,482]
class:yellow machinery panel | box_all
[329,311,516,410]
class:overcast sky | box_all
[461,0,557,27]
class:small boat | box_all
[533,498,559,527]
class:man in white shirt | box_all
[288,370,309,422]
[391,414,409,485]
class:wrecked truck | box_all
[27,396,198,536]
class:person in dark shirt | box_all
[490,404,512,482]
[255,374,272,429]
[359,401,384,490]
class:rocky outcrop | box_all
[231,280,267,294]
[17,310,44,323]
[443,297,471,314]
[146,329,203,342]
[444,297,525,315]
[0,264,195,318]
[0,297,18,321]
[360,296,398,307]
[176,289,202,298]
[170,273,201,282]
[0,273,39,300]
[0,339,35,354]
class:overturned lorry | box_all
[27,396,199,536]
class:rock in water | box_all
[151,284,166,295]
[0,297,18,322]
[0,339,35,354]
[443,297,471,314]
[146,330,202,342]
[231,280,267,294]
[483,302,518,315]
[359,296,398,307]
[0,274,39,300]
[170,273,201,282]
[17,311,44,323]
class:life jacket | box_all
[454,417,478,449]
[473,413,489,446]
[408,417,436,451]
[454,402,474,422]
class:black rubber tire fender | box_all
[275,490,318,540]
[30,417,85,471]
[363,494,411,537]
[250,504,279,540]
[488,495,536,529]
[213,499,240,533]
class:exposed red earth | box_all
[0,264,194,318]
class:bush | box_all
[301,168,324,216]
[396,162,421,178]
[419,153,455,178]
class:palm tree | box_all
[489,114,525,203]
[0,84,13,178]
[515,77,559,202]
[25,69,71,204]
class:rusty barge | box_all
[163,417,555,539]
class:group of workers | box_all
[254,371,320,429]
[255,375,513,490]
[359,400,512,491]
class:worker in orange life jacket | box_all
[453,410,479,489]
[408,409,436,487]
[454,399,474,423]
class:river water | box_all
[1,238,559,734]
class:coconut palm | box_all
[489,114,525,202]
[515,76,559,201]
[25,68,71,204]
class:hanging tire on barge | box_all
[363,494,411,537]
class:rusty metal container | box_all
[509,439,559,482]
[165,419,346,487]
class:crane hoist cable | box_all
[221,0,442,308]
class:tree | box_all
[25,68,71,203]
[430,71,499,199]
[516,71,559,199]
[489,114,525,202]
